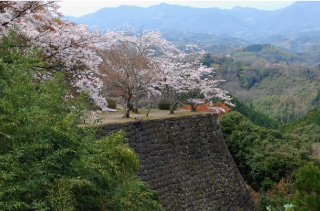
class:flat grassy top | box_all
[87,109,212,126]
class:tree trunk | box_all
[191,103,197,112]
[146,107,151,117]
[169,96,176,114]
[123,99,131,118]
[169,103,175,114]
[133,98,139,113]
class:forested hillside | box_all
[201,44,320,123]
[220,109,320,210]
[230,96,281,129]
[283,106,320,143]
[209,40,320,210]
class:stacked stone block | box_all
[99,113,255,210]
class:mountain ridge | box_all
[62,2,320,52]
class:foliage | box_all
[230,96,281,129]
[257,178,295,211]
[226,98,320,209]
[201,53,214,67]
[293,163,320,211]
[234,44,297,62]
[208,45,318,124]
[180,101,231,118]
[282,106,320,142]
[74,131,163,211]
[242,44,271,52]
[100,28,168,117]
[0,48,162,210]
[238,67,270,89]
[99,28,232,116]
[200,53,234,67]
[215,102,231,118]
[148,43,233,115]
[220,112,313,192]
[0,1,108,110]
[283,106,320,132]
[158,98,171,110]
[106,97,117,109]
[314,88,320,105]
[246,73,318,124]
[252,92,317,124]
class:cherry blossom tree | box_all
[0,1,109,110]
[99,27,233,116]
[154,45,233,114]
[99,28,173,118]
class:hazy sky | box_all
[58,1,296,17]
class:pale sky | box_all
[58,1,296,17]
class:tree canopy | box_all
[0,40,163,210]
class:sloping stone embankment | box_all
[99,113,255,210]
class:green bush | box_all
[158,98,171,110]
[106,97,117,109]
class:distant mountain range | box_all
[63,2,320,52]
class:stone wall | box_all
[99,113,254,210]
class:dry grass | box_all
[87,109,212,126]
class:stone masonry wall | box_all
[99,113,255,210]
